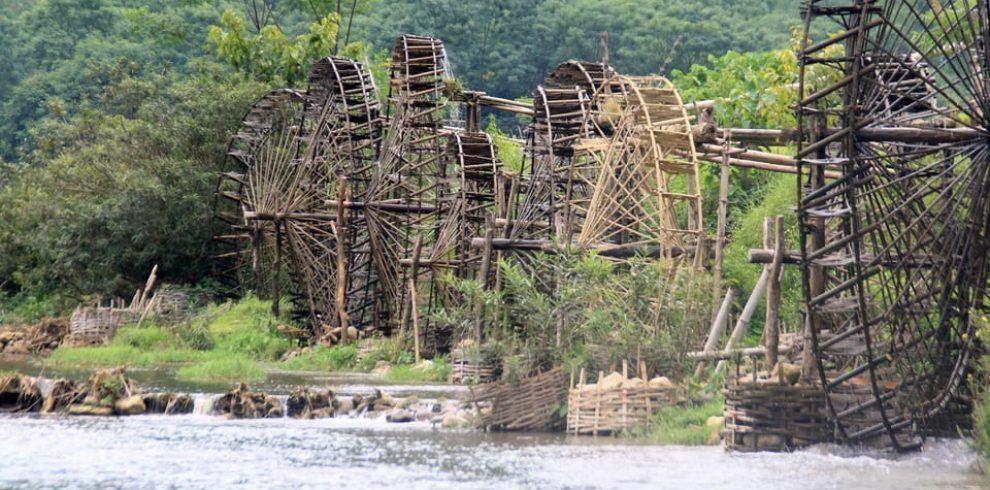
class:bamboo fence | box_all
[566,364,677,435]
[466,366,567,431]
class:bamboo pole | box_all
[765,215,785,369]
[410,276,420,363]
[271,221,282,317]
[715,267,769,374]
[474,215,495,343]
[711,134,730,325]
[402,236,424,352]
[695,287,736,378]
[335,176,350,343]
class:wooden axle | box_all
[244,200,438,221]
[469,237,706,259]
[722,127,984,146]
[687,345,794,362]
[748,249,802,264]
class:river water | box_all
[0,361,986,489]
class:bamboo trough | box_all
[566,363,677,436]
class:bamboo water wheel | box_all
[798,0,990,450]
[505,65,703,257]
[210,57,385,335]
[210,89,310,302]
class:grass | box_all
[647,396,724,445]
[175,354,265,383]
[43,297,451,385]
[46,345,208,367]
[383,358,451,383]
[44,297,295,382]
[279,345,358,371]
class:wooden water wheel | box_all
[210,89,310,302]
[506,65,703,256]
[210,56,384,336]
[798,0,990,450]
[573,75,703,253]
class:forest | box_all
[0,0,803,319]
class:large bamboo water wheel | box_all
[210,56,384,335]
[506,64,703,256]
[210,89,311,302]
[798,0,990,450]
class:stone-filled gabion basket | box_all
[723,381,831,452]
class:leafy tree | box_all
[207,8,340,85]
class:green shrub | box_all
[355,336,412,372]
[280,345,358,371]
[647,397,724,445]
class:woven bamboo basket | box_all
[566,363,677,435]
[450,356,497,384]
[65,307,137,347]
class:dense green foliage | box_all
[0,0,805,313]
[356,0,799,99]
[436,254,717,380]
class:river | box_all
[0,361,985,489]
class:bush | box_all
[647,397,724,445]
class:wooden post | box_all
[765,215,784,369]
[711,134,730,325]
[473,215,495,343]
[336,176,350,343]
[410,277,421,363]
[695,287,736,378]
[401,236,424,351]
[271,221,282,318]
[251,226,264,300]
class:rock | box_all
[770,362,801,386]
[441,412,470,429]
[598,372,625,390]
[347,326,359,340]
[165,395,194,415]
[386,408,415,423]
[706,416,724,445]
[621,377,644,388]
[5,340,30,355]
[648,376,673,388]
[372,361,392,376]
[431,402,442,413]
[336,398,354,414]
[396,395,419,410]
[114,395,146,415]
[42,379,77,414]
[755,434,785,450]
[68,404,113,416]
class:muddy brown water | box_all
[0,359,985,489]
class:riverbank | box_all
[33,297,451,385]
